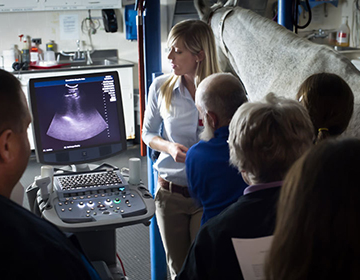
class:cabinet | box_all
[43,0,82,9]
[0,0,38,12]
[17,66,135,150]
[0,0,121,12]
[83,0,119,9]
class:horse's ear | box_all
[194,0,211,21]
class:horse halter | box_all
[208,7,234,59]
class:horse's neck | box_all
[207,5,360,137]
[210,8,330,100]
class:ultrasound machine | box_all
[25,71,155,279]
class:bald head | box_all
[196,73,247,127]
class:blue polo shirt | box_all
[186,126,247,225]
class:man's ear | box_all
[196,50,205,62]
[0,129,14,163]
[206,111,218,129]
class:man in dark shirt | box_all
[177,93,314,279]
[0,69,98,279]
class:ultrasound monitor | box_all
[29,71,127,166]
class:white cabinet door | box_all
[0,0,38,12]
[18,67,135,150]
[82,0,120,8]
[0,0,121,12]
[43,0,81,8]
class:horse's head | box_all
[194,0,213,22]
[195,0,238,20]
[194,0,238,76]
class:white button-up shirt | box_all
[142,74,201,186]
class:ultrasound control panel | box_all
[53,169,150,224]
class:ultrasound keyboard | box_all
[57,170,123,191]
[52,169,150,223]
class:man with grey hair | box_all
[185,72,248,225]
[177,93,314,280]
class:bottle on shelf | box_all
[46,40,57,52]
[12,44,21,64]
[44,40,56,64]
[30,38,43,65]
[336,16,350,47]
[19,34,30,69]
[2,48,16,72]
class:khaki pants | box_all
[155,184,203,280]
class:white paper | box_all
[232,236,274,280]
[59,14,79,40]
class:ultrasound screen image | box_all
[33,75,121,153]
[46,83,108,141]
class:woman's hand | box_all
[168,142,188,163]
[149,136,188,163]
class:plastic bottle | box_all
[44,50,55,64]
[44,40,56,64]
[34,38,43,61]
[30,40,39,65]
[12,45,20,63]
[2,49,16,71]
[46,40,57,52]
[20,35,30,66]
[336,16,350,47]
[2,45,21,71]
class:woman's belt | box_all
[158,176,191,198]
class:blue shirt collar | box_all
[214,126,230,138]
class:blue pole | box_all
[143,1,167,279]
[278,0,293,31]
[147,149,167,280]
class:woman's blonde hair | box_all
[296,73,354,144]
[229,93,314,183]
[160,20,220,113]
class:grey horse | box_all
[195,0,360,136]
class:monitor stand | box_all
[70,163,96,172]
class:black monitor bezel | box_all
[28,70,127,165]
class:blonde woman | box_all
[142,20,220,279]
